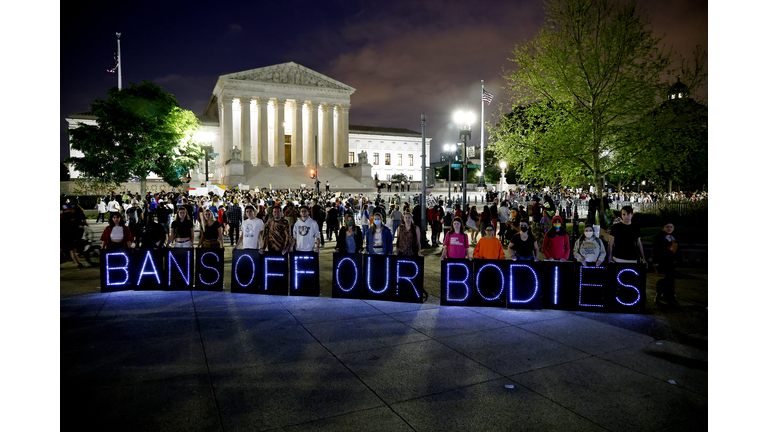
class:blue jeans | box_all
[361,225,369,246]
[392,220,401,239]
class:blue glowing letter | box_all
[395,259,420,298]
[366,256,390,294]
[475,263,504,301]
[336,257,358,292]
[105,252,130,286]
[508,264,539,304]
[554,266,559,305]
[234,254,256,287]
[293,255,316,290]
[615,268,641,306]
[168,250,191,286]
[198,252,221,286]
[578,266,604,307]
[446,262,470,302]
[137,250,160,285]
[264,256,285,292]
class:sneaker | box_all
[77,263,84,270]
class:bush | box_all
[630,212,664,229]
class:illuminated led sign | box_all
[262,252,289,296]
[291,252,320,297]
[195,249,224,291]
[231,249,261,294]
[167,248,193,290]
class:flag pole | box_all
[116,33,122,90]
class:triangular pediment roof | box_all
[220,62,355,92]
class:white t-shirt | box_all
[108,200,120,212]
[241,218,264,249]
[292,217,320,251]
[110,226,124,242]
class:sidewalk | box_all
[61,228,707,431]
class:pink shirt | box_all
[444,232,469,259]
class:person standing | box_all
[138,214,167,249]
[107,195,121,219]
[234,205,264,250]
[573,224,605,266]
[61,204,87,269]
[473,225,506,260]
[394,212,423,257]
[100,213,134,251]
[326,203,339,242]
[168,207,195,248]
[95,198,107,224]
[226,202,243,247]
[440,218,471,260]
[261,206,292,254]
[390,205,403,238]
[507,221,540,262]
[542,215,570,262]
[290,206,321,253]
[653,222,679,303]
[365,213,393,255]
[498,201,511,245]
[126,199,144,241]
[198,209,224,249]
[607,206,647,265]
[310,198,326,247]
[334,213,363,254]
[325,180,330,192]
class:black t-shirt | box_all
[202,221,221,240]
[156,206,171,224]
[140,223,166,248]
[610,222,641,260]
[510,233,536,258]
[171,219,194,238]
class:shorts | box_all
[201,239,221,249]
[175,240,192,248]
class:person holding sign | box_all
[334,214,363,253]
[169,207,194,248]
[473,226,506,260]
[394,212,423,257]
[542,215,570,262]
[440,218,471,260]
[573,224,606,266]
[198,209,224,249]
[291,206,321,253]
[508,221,539,262]
[234,205,264,250]
[365,213,393,255]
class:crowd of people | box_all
[61,185,684,302]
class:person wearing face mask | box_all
[542,215,570,261]
[507,221,540,262]
[334,214,363,254]
[441,217,471,260]
[289,206,321,253]
[573,224,606,266]
[365,213,393,255]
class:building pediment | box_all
[220,62,355,92]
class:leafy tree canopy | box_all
[488,0,705,224]
[66,81,204,196]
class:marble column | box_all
[334,105,343,166]
[220,96,233,172]
[256,97,269,166]
[340,103,350,166]
[320,103,334,167]
[240,97,251,164]
[273,98,287,167]
[304,101,317,167]
[290,100,304,167]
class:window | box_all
[373,153,379,165]
[397,154,402,166]
[385,153,391,165]
[409,175,413,180]
[348,152,354,164]
[409,154,414,166]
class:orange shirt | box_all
[473,237,506,260]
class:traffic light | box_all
[310,168,316,179]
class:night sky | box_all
[60,0,707,164]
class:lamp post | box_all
[499,161,507,196]
[453,110,474,213]
[443,144,457,201]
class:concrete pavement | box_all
[61,224,707,431]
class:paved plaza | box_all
[61,226,708,431]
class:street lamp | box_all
[443,144,457,201]
[499,161,507,195]
[453,110,474,212]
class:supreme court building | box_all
[67,62,430,190]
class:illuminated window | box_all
[409,154,413,166]
[348,152,354,164]
[385,153,391,165]
[397,154,402,166]
[373,153,379,165]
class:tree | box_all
[66,81,204,197]
[489,0,705,226]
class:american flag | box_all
[482,89,493,105]
[107,44,119,73]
